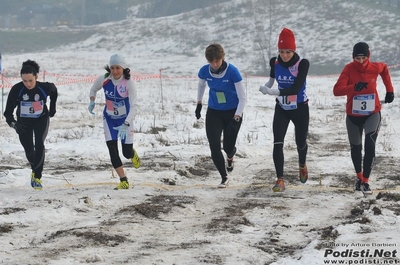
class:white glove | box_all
[259,86,280,96]
[259,86,269,95]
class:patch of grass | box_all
[376,192,400,202]
[0,207,26,215]
[319,225,340,240]
[207,199,268,234]
[148,126,167,134]
[46,228,128,247]
[0,223,13,234]
[117,195,196,219]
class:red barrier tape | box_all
[1,64,399,89]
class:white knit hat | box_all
[109,54,128,69]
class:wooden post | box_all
[159,68,164,110]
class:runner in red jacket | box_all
[333,42,394,195]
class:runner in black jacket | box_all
[3,60,58,190]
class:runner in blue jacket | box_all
[88,54,140,190]
[195,43,246,188]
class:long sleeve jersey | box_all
[4,81,58,126]
[333,59,394,116]
[89,74,137,125]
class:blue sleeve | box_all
[198,64,209,79]
[229,64,242,83]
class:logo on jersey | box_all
[22,94,29,101]
[277,75,294,82]
[105,90,114,97]
[118,85,127,93]
[289,65,298,73]
[34,94,40,101]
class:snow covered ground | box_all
[0,0,400,263]
[1,57,399,264]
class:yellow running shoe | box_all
[114,180,129,190]
[31,173,43,190]
[131,148,141,169]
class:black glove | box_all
[226,117,241,137]
[11,122,28,134]
[354,82,368,91]
[195,103,202,119]
[384,92,394,103]
[49,108,56,117]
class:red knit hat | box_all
[278,28,296,51]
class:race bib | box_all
[278,95,297,110]
[105,99,127,119]
[352,94,375,115]
[20,101,43,118]
[216,92,227,104]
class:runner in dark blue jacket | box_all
[259,28,310,192]
[3,60,58,190]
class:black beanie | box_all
[352,42,369,58]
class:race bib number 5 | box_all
[352,94,375,115]
[105,99,127,119]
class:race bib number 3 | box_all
[352,94,375,115]
[20,101,43,118]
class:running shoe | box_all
[31,173,42,190]
[361,182,372,195]
[114,180,129,190]
[218,177,229,188]
[299,164,308,183]
[226,147,236,172]
[272,178,285,192]
[227,158,234,172]
[354,178,362,191]
[355,172,363,192]
[131,148,141,169]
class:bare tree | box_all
[251,0,274,75]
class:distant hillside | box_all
[66,0,400,75]
[3,0,399,76]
